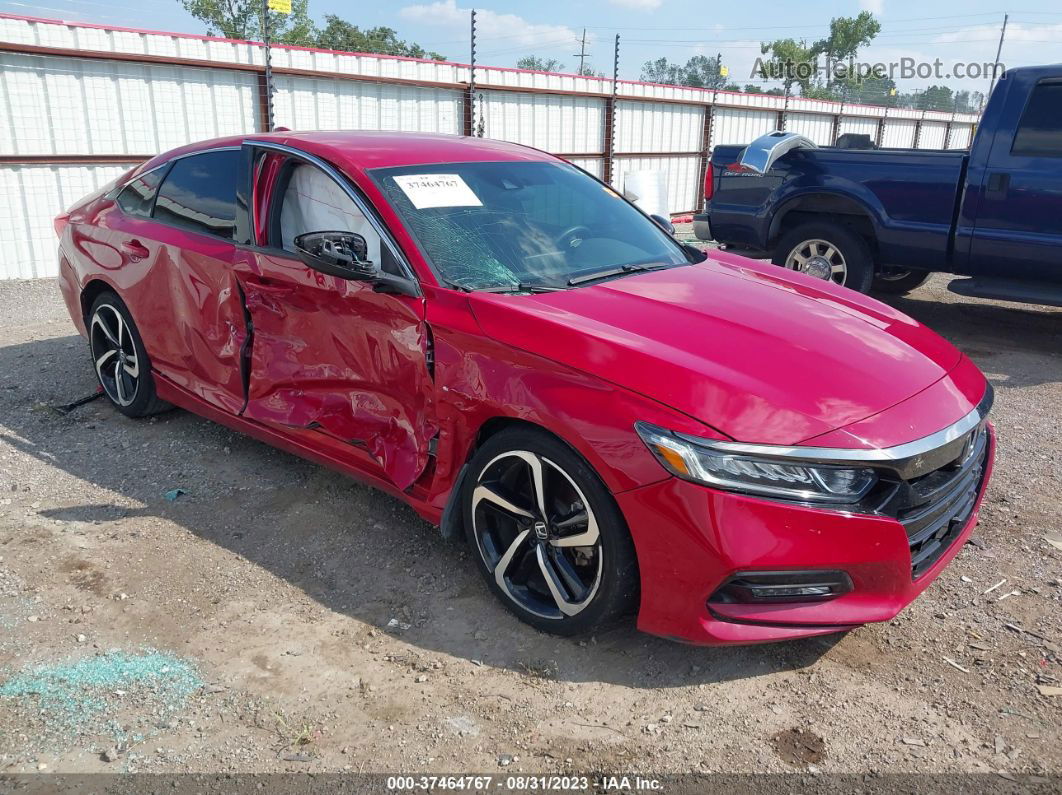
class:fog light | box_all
[709,570,853,604]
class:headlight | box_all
[635,422,877,504]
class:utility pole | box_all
[262,0,274,131]
[987,13,1007,101]
[573,29,588,75]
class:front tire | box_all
[462,427,639,637]
[871,268,932,295]
[773,222,874,293]
[88,291,169,418]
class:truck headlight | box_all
[635,422,877,504]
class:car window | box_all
[116,167,165,218]
[273,162,393,273]
[153,150,240,239]
[1012,82,1062,157]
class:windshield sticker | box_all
[392,174,483,209]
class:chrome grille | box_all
[897,425,989,580]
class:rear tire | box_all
[87,291,170,418]
[773,221,874,294]
[462,427,639,637]
[871,268,932,295]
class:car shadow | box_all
[877,291,1062,388]
[1,333,849,690]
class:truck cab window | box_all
[1012,82,1062,157]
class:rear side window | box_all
[116,168,165,218]
[1012,82,1062,157]
[153,150,240,239]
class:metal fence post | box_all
[262,0,274,132]
[603,34,619,186]
[464,9,476,137]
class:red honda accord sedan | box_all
[54,131,994,645]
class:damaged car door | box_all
[124,148,250,415]
[234,144,436,490]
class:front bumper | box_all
[616,425,995,645]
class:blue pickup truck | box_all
[695,65,1062,305]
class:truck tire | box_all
[772,222,874,293]
[871,268,932,296]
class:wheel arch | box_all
[79,277,121,325]
[439,414,624,542]
[768,190,882,255]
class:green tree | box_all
[755,38,817,96]
[640,57,683,84]
[640,54,731,90]
[756,12,880,99]
[815,11,881,63]
[516,55,565,72]
[917,85,955,111]
[845,74,897,105]
[316,15,444,59]
[181,0,315,45]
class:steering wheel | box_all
[556,225,592,252]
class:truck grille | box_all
[897,425,989,580]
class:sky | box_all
[4,0,1062,92]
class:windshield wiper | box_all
[567,261,674,287]
[474,282,567,294]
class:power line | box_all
[581,11,1015,32]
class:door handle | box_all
[121,240,150,261]
[986,172,1010,197]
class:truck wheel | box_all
[871,268,932,296]
[773,222,874,293]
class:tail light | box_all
[703,161,714,202]
[54,213,69,238]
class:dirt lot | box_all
[0,274,1059,779]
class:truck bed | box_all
[708,145,968,271]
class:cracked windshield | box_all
[372,161,688,291]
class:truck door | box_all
[965,75,1062,280]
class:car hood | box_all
[468,256,965,445]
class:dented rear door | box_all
[119,148,248,415]
[234,146,436,490]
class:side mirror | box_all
[293,231,376,280]
[650,214,676,236]
[681,242,708,262]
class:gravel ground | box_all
[0,274,1059,779]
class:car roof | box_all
[138,130,560,176]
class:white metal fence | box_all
[0,12,979,280]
